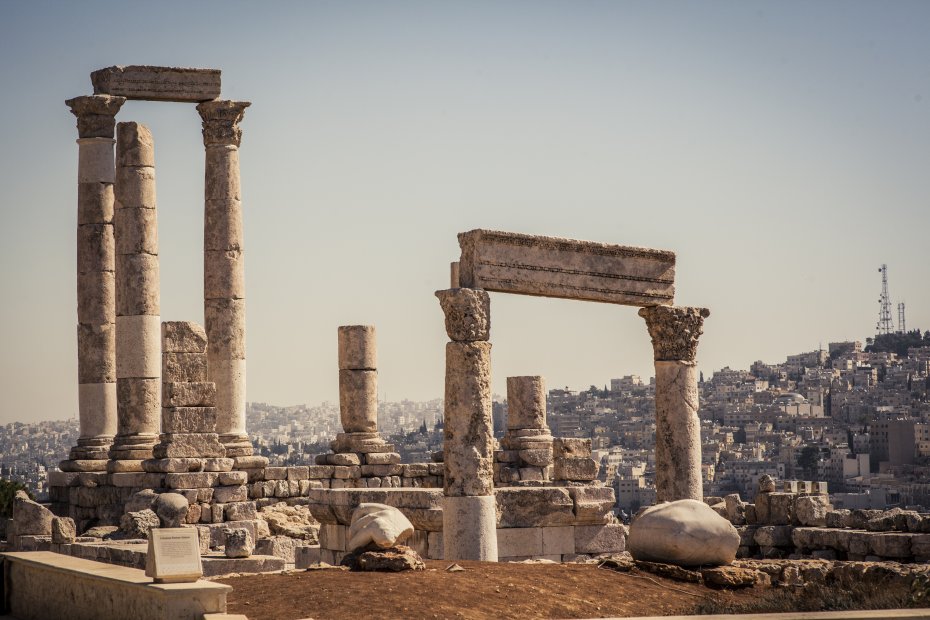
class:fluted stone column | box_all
[197,100,252,457]
[61,95,125,472]
[639,305,710,502]
[109,122,161,472]
[436,287,498,562]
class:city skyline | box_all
[1,1,928,425]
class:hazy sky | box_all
[1,1,928,425]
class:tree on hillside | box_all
[865,329,929,357]
[0,479,31,518]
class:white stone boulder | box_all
[346,503,414,552]
[627,499,740,566]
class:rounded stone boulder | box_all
[627,499,740,567]
[153,492,189,528]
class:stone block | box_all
[307,465,335,479]
[541,526,575,555]
[496,527,543,557]
[574,523,626,554]
[225,501,256,521]
[77,322,116,383]
[443,495,498,561]
[754,525,793,547]
[518,448,553,468]
[552,438,591,459]
[367,453,402,465]
[153,433,225,458]
[264,466,287,480]
[76,136,117,181]
[161,321,208,354]
[427,531,444,560]
[795,495,831,527]
[165,472,218,489]
[93,65,221,103]
[162,352,208,383]
[554,457,598,481]
[360,464,403,477]
[496,487,575,528]
[162,382,216,408]
[161,407,217,433]
[519,467,545,481]
[295,545,322,568]
[767,493,795,525]
[435,288,490,341]
[568,486,615,524]
[51,517,76,544]
[116,121,155,167]
[115,254,160,317]
[457,229,675,306]
[870,532,912,558]
[218,471,247,486]
[337,325,376,370]
[320,523,347,551]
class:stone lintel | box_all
[66,95,126,139]
[91,65,221,103]
[639,305,710,362]
[457,229,676,306]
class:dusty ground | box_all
[217,560,777,620]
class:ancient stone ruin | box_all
[35,65,715,571]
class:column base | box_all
[442,495,498,562]
[108,433,157,470]
[58,459,108,472]
[331,432,394,454]
[220,433,253,457]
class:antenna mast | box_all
[898,302,906,334]
[876,264,894,335]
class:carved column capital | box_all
[436,288,490,342]
[66,95,126,139]
[196,100,251,147]
[639,305,710,362]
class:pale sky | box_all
[0,1,928,425]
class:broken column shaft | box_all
[109,122,161,472]
[61,95,125,472]
[639,305,710,503]
[197,100,251,457]
[436,287,498,562]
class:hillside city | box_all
[4,331,930,519]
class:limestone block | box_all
[224,527,254,558]
[51,517,76,544]
[339,369,378,433]
[795,495,831,527]
[204,198,243,251]
[368,453,402,466]
[213,485,248,503]
[911,534,930,559]
[574,523,626,554]
[754,493,770,524]
[457,229,675,306]
[161,321,208,354]
[78,181,115,225]
[767,493,796,525]
[552,437,592,458]
[320,523,347,551]
[554,457,598,481]
[154,434,225,458]
[225,502,257,522]
[116,377,160,427]
[496,487,575,528]
[77,270,115,324]
[113,207,158,256]
[627,499,740,567]
[497,527,543,557]
[264,467,287,480]
[114,167,157,209]
[115,254,160,317]
[295,545,322,568]
[753,526,793,547]
[165,472,218,489]
[217,471,248,486]
[161,407,217,434]
[307,465,335,479]
[115,315,161,378]
[77,322,116,383]
[542,526,575,555]
[338,325,377,370]
[506,376,546,429]
[77,223,115,274]
[870,533,912,558]
[162,352,208,383]
[115,122,155,167]
[443,340,494,496]
[93,65,222,102]
[568,486,616,524]
[518,448,553,468]
[519,467,545,481]
[287,466,310,481]
[436,288,490,342]
[154,492,189,527]
[443,495,498,562]
[120,509,159,538]
[725,494,746,525]
[77,137,117,183]
[204,146,241,199]
[204,249,245,299]
[162,382,216,408]
[141,457,206,473]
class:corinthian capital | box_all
[196,100,251,147]
[639,305,710,362]
[66,95,126,139]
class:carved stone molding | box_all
[639,305,710,362]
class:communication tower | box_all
[876,264,894,335]
[898,302,906,333]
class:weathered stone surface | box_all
[153,433,225,458]
[92,65,221,103]
[114,166,157,209]
[115,254,160,317]
[574,523,626,554]
[162,321,208,354]
[213,485,248,503]
[162,382,216,408]
[113,207,157,256]
[339,369,378,433]
[338,325,376,370]
[767,493,795,525]
[12,490,53,537]
[162,353,208,383]
[77,322,116,383]
[197,100,250,148]
[553,438,591,458]
[154,492,189,528]
[259,503,319,541]
[367,453,402,465]
[224,527,254,558]
[51,517,76,544]
[204,198,242,251]
[458,229,675,306]
[554,457,598,481]
[725,494,747,525]
[443,495,499,562]
[160,407,217,434]
[795,495,831,527]
[346,503,414,552]
[350,545,425,572]
[700,566,758,588]
[757,474,777,494]
[825,509,851,529]
[628,499,740,567]
[754,525,793,547]
[568,486,616,524]
[870,532,912,558]
[652,361,702,502]
[224,502,256,522]
[77,271,115,324]
[77,181,115,225]
[67,96,125,147]
[506,376,547,429]
[436,288,490,342]
[443,341,494,496]
[120,509,159,538]
[254,536,298,562]
[204,249,245,299]
[496,487,574,528]
[639,306,709,362]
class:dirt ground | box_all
[217,560,773,620]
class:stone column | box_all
[498,376,554,483]
[109,122,161,472]
[639,305,710,503]
[60,95,125,473]
[197,100,252,457]
[338,325,378,433]
[436,288,498,562]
